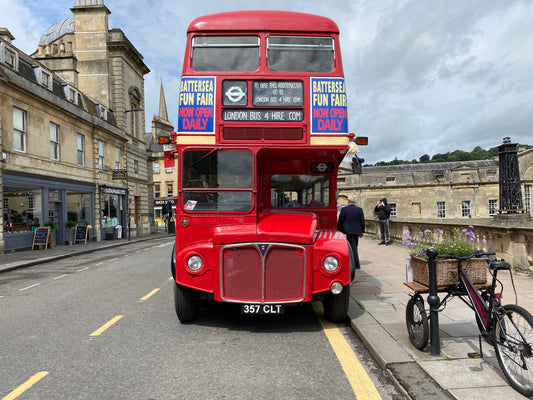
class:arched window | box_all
[128,87,141,139]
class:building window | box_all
[153,161,160,174]
[389,203,397,218]
[115,148,121,169]
[77,134,85,166]
[489,199,498,216]
[525,185,531,215]
[13,107,26,152]
[1,43,18,69]
[165,167,173,173]
[437,201,446,218]
[98,141,105,170]
[386,176,396,183]
[154,184,160,198]
[134,160,139,173]
[50,123,59,160]
[167,183,173,197]
[34,67,52,89]
[28,196,35,210]
[461,200,471,218]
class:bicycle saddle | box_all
[490,260,511,271]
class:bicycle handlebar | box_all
[437,250,496,260]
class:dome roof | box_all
[39,18,74,46]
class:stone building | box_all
[337,148,533,269]
[0,0,152,252]
[338,148,533,220]
[146,81,176,227]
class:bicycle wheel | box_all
[406,295,429,350]
[494,304,533,396]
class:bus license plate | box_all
[241,304,284,314]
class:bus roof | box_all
[188,10,340,35]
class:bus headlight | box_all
[323,256,339,272]
[187,255,203,272]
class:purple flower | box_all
[468,225,474,229]
[419,231,424,238]
[438,230,444,236]
[482,239,487,244]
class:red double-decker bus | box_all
[160,10,366,323]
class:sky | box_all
[1,0,532,164]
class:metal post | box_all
[427,247,441,356]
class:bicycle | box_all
[405,251,533,397]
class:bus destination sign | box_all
[222,109,303,122]
[252,81,303,107]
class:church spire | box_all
[158,79,169,122]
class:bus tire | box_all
[323,284,350,323]
[170,243,176,280]
[174,283,200,323]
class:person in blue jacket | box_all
[337,194,365,273]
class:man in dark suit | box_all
[337,194,365,273]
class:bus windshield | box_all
[192,36,260,71]
[271,174,330,208]
[267,36,334,72]
[182,149,253,212]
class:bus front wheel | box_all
[174,283,200,323]
[323,284,350,323]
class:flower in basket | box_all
[402,225,487,261]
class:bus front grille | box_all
[221,244,306,303]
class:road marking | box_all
[90,315,123,337]
[95,262,104,266]
[19,284,40,292]
[53,274,68,280]
[312,302,382,400]
[76,267,89,272]
[1,371,49,400]
[109,258,119,262]
[140,288,160,302]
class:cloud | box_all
[2,0,531,164]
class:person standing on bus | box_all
[374,198,391,245]
[337,194,365,270]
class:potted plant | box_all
[66,221,77,245]
[402,226,488,286]
[44,221,57,247]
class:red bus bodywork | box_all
[165,10,357,323]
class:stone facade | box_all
[338,149,533,270]
[32,0,152,240]
[338,149,533,220]
[0,0,153,252]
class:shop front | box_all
[100,186,127,240]
[2,172,95,251]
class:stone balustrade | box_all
[365,217,533,273]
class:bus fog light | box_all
[323,256,339,272]
[330,282,343,295]
[187,255,203,271]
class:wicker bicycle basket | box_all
[411,256,487,286]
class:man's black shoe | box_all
[385,241,391,246]
[378,241,385,245]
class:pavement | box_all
[2,233,533,399]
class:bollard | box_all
[427,247,441,356]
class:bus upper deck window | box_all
[192,35,259,72]
[267,36,334,72]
